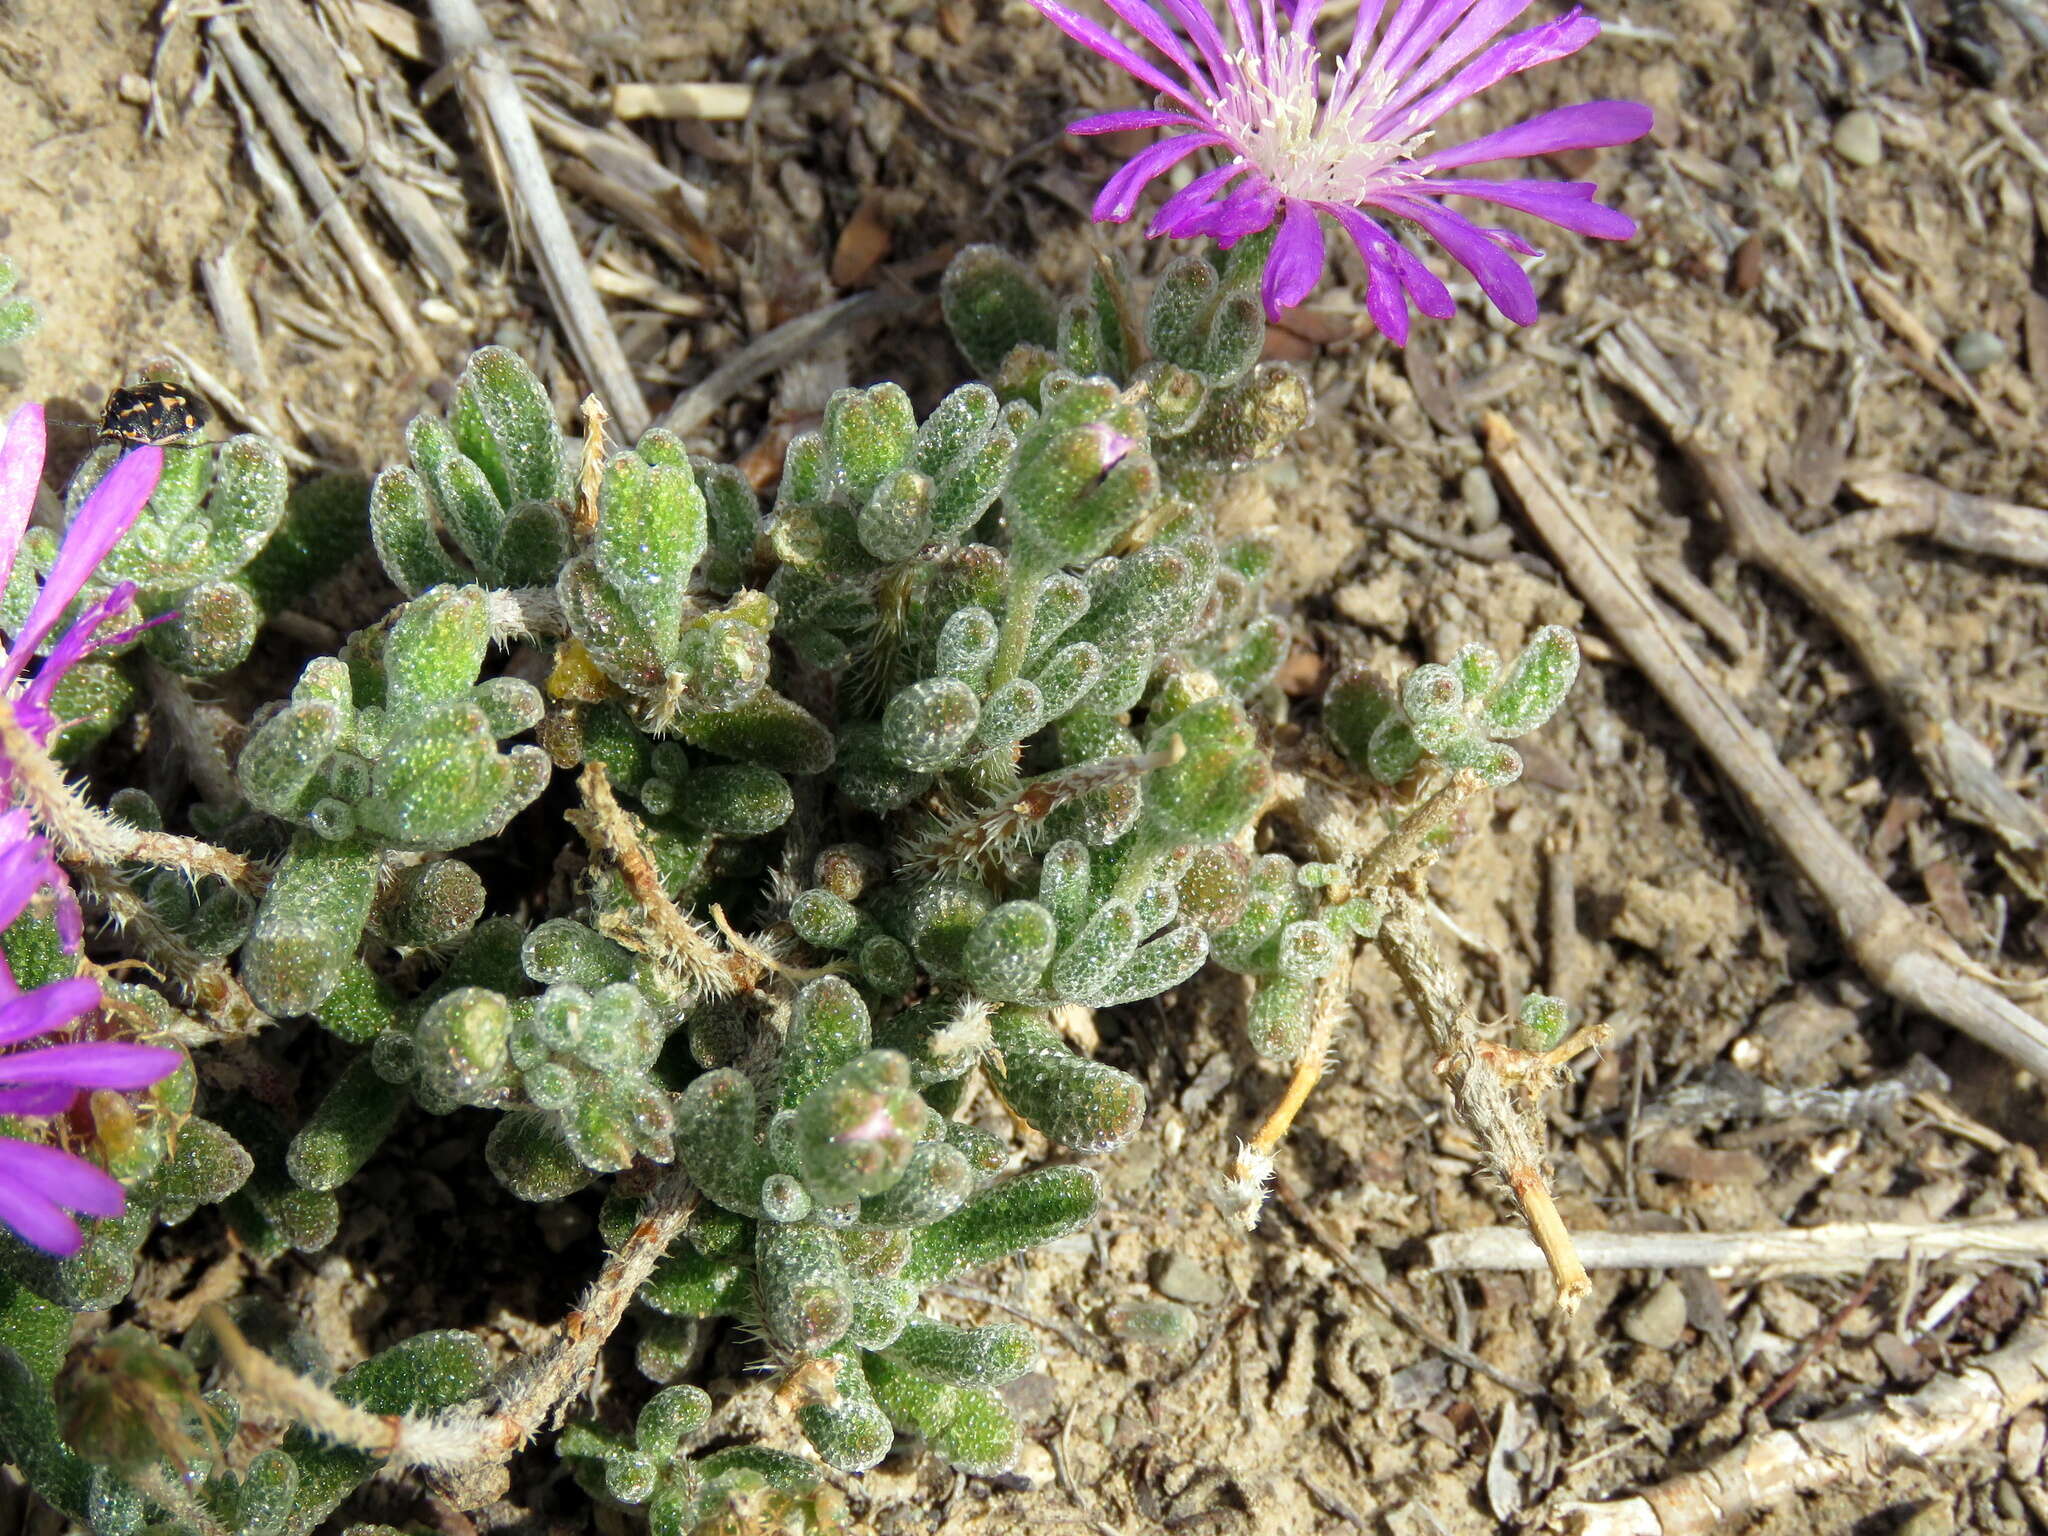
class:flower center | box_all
[1212,37,1427,205]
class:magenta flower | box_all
[1033,0,1654,332]
[0,808,180,1256]
[0,400,164,756]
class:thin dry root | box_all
[1225,976,1345,1231]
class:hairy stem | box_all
[570,762,756,999]
[208,1168,699,1479]
[1350,769,1485,895]
[139,655,240,808]
[2,699,266,895]
[1374,889,1589,1312]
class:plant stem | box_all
[988,557,1048,691]
[1374,890,1590,1312]
[0,698,266,894]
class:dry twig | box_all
[207,1167,697,1494]
[140,656,241,810]
[660,290,928,439]
[242,0,470,298]
[1594,320,2048,859]
[1827,470,2048,568]
[1484,411,2048,1078]
[1,701,264,895]
[1270,1174,1545,1397]
[425,0,650,435]
[1560,1317,2048,1535]
[569,763,755,999]
[73,862,272,1045]
[610,81,753,120]
[1753,1268,1882,1416]
[550,158,727,281]
[1225,769,1508,1234]
[207,18,439,376]
[1432,1215,2048,1279]
[1639,1055,1948,1132]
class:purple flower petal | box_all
[1093,132,1222,223]
[0,403,46,600]
[1429,99,1656,171]
[1339,0,1398,70]
[51,880,81,953]
[1201,179,1282,247]
[1327,206,1414,345]
[1374,0,1505,83]
[0,1038,181,1091]
[1031,0,1645,344]
[1378,193,1538,324]
[1219,0,1258,58]
[1328,204,1456,320]
[0,1084,81,1116]
[1377,8,1602,141]
[0,837,62,935]
[0,1135,132,1255]
[1482,225,1545,258]
[0,1134,128,1232]
[0,976,100,1048]
[1426,177,1637,239]
[1068,108,1212,136]
[2,445,162,688]
[0,1175,87,1254]
[1373,0,1537,124]
[1262,200,1329,316]
[1154,0,1239,87]
[1148,161,1251,238]
[14,582,144,732]
[1092,0,1219,96]
[1028,0,1209,116]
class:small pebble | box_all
[1849,39,1911,86]
[1149,1249,1230,1305]
[1622,1277,1689,1350]
[116,72,151,106]
[1952,329,2006,374]
[1758,1283,1821,1338]
[1831,110,1883,169]
[1459,465,1501,530]
[1995,1479,2026,1523]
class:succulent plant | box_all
[0,243,1590,1529]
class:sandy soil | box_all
[3,0,2046,1531]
